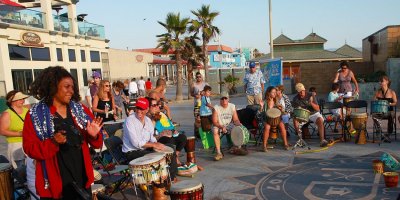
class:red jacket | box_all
[23,104,103,199]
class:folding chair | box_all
[372,105,397,141]
[321,101,344,139]
[344,100,368,141]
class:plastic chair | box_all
[321,101,344,139]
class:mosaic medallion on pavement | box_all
[228,151,400,200]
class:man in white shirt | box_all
[137,76,146,97]
[129,78,138,99]
[212,92,242,161]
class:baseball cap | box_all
[92,71,101,79]
[221,91,229,99]
[8,92,29,102]
[295,83,306,92]
[135,97,149,110]
[249,62,256,68]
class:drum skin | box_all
[293,108,310,123]
[266,108,281,127]
[169,180,204,200]
[129,153,169,185]
[230,126,250,146]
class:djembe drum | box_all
[0,163,14,200]
[266,108,282,139]
[168,180,204,200]
[371,100,389,116]
[155,146,174,165]
[230,126,250,147]
[350,112,368,144]
[185,136,196,163]
[129,152,169,185]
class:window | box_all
[81,50,86,62]
[57,48,63,61]
[68,49,76,62]
[70,68,78,86]
[8,44,30,60]
[90,51,100,62]
[12,69,33,93]
[31,47,50,61]
[33,69,43,79]
[82,69,88,86]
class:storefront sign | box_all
[19,32,44,47]
[259,57,283,88]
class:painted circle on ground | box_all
[256,157,400,200]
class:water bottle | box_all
[105,103,110,118]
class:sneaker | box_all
[320,140,328,147]
[214,153,223,161]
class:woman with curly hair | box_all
[23,66,103,199]
[92,80,117,122]
[260,86,289,152]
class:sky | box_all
[76,0,399,53]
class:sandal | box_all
[284,145,291,151]
[259,146,268,152]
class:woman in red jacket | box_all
[23,66,103,199]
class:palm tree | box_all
[181,34,204,100]
[190,4,220,82]
[157,12,190,101]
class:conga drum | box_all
[230,126,250,146]
[169,180,204,200]
[266,108,282,139]
[185,136,196,163]
[0,163,14,200]
[350,113,368,144]
[129,152,169,185]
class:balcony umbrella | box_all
[0,0,25,7]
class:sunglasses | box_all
[150,104,159,107]
[104,85,110,87]
[196,76,202,78]
[220,97,228,100]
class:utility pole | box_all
[269,0,274,58]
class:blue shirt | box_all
[200,96,212,116]
[243,70,266,95]
[122,113,156,152]
[328,91,339,102]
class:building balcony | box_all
[0,5,105,39]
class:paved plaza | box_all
[1,86,400,199]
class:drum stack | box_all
[266,108,282,139]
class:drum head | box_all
[129,153,165,166]
[170,180,203,193]
[266,108,281,118]
[350,112,367,118]
[155,146,174,154]
[231,126,244,146]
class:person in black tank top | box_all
[374,76,398,134]
[92,80,116,122]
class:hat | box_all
[295,83,306,92]
[249,62,256,68]
[135,98,149,110]
[92,71,101,79]
[221,91,229,99]
[9,92,29,102]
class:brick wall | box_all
[300,62,373,94]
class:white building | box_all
[0,0,109,98]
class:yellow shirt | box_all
[4,107,28,143]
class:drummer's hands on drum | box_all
[87,116,103,138]
[153,142,166,151]
[234,120,242,127]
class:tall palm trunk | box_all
[187,62,194,100]
[175,52,183,101]
[202,39,209,82]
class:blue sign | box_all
[259,58,283,87]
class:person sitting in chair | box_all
[212,92,243,161]
[292,83,328,147]
[122,98,177,180]
[374,75,397,135]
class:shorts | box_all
[309,112,324,123]
[330,108,346,117]
[212,122,235,135]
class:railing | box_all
[53,14,71,33]
[0,6,45,29]
[0,6,106,39]
[78,21,105,38]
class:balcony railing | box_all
[0,6,44,29]
[0,6,106,39]
[78,21,105,38]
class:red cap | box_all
[135,98,149,110]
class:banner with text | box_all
[259,58,283,88]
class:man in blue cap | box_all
[243,62,265,105]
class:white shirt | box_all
[137,79,145,90]
[122,113,156,152]
[214,103,236,126]
[129,81,138,94]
